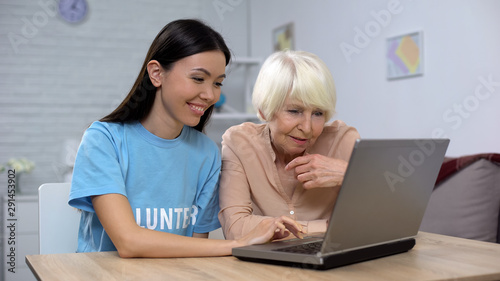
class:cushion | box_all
[420,158,500,243]
[435,153,500,185]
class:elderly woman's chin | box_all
[282,146,308,160]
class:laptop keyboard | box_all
[273,241,323,254]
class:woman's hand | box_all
[237,216,304,246]
[285,154,347,189]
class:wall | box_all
[201,0,257,146]
[2,0,499,192]
[0,0,249,195]
[249,0,500,157]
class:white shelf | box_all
[211,112,259,120]
[226,57,262,114]
[231,57,261,65]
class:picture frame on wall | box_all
[386,31,423,80]
[273,22,294,51]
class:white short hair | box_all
[252,50,337,121]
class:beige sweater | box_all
[218,120,360,239]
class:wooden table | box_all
[26,232,500,281]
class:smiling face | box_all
[268,96,326,163]
[145,50,226,138]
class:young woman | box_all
[69,19,303,258]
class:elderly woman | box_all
[218,50,360,240]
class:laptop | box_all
[232,138,450,270]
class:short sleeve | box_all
[192,143,222,234]
[69,125,127,212]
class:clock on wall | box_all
[58,0,88,23]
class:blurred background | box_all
[1,0,499,195]
[1,1,500,280]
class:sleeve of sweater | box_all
[218,142,271,240]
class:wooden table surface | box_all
[26,232,500,281]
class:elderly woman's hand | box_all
[237,216,304,246]
[285,154,348,189]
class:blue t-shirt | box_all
[68,121,221,252]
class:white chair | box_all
[38,183,80,254]
[208,228,225,240]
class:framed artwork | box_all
[386,31,423,79]
[273,22,294,51]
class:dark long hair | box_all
[100,19,231,132]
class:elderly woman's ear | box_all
[258,110,267,121]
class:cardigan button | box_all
[290,210,294,215]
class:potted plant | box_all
[1,158,35,194]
